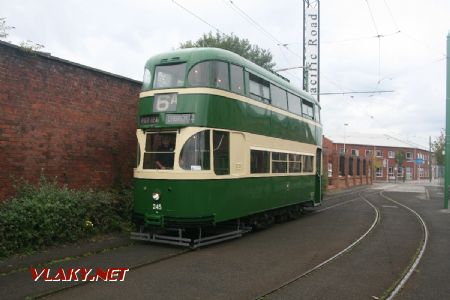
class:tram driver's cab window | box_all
[153,63,186,89]
[143,132,176,170]
[179,130,211,171]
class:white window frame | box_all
[376,150,383,158]
[388,151,395,158]
[351,149,359,156]
[376,167,383,177]
[388,167,394,176]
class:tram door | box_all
[315,148,322,204]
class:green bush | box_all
[0,176,132,258]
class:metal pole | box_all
[445,31,450,209]
[429,136,432,183]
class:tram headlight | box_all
[152,192,160,202]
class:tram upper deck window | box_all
[142,68,152,90]
[230,64,244,94]
[143,132,176,170]
[302,99,314,120]
[188,61,229,90]
[212,61,229,89]
[287,93,302,115]
[154,63,186,89]
[249,73,270,103]
[315,105,321,122]
[270,84,288,110]
[179,130,210,171]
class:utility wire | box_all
[172,0,228,37]
[383,0,400,32]
[227,0,282,45]
[225,0,304,61]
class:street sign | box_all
[415,158,424,165]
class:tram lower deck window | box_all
[179,130,210,171]
[250,150,270,174]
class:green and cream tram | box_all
[132,48,322,247]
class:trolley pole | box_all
[445,31,450,209]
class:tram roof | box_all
[145,47,317,105]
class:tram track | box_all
[256,190,380,299]
[256,189,429,300]
[380,191,429,300]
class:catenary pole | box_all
[429,136,432,183]
[445,31,450,209]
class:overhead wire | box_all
[171,0,228,37]
[222,0,304,84]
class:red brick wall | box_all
[0,42,141,200]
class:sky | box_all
[1,0,449,148]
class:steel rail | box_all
[256,190,380,299]
[380,191,429,300]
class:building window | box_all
[250,150,270,174]
[339,155,345,176]
[339,148,345,155]
[356,158,361,176]
[376,150,383,158]
[398,167,403,177]
[351,149,359,156]
[376,167,383,177]
[388,151,395,158]
[363,159,366,175]
[348,157,353,176]
[406,167,412,179]
[406,152,412,160]
[365,150,372,157]
[388,167,394,176]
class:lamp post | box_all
[445,31,450,209]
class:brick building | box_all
[0,41,141,200]
[325,133,430,181]
[322,136,372,190]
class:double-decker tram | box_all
[131,48,322,248]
